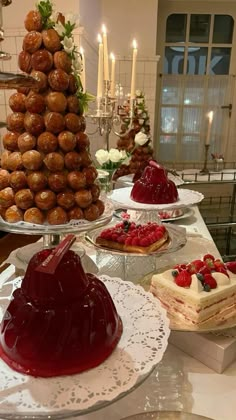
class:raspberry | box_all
[139,238,149,247]
[125,237,133,246]
[175,270,192,287]
[131,237,139,246]
[204,274,217,289]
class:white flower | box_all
[120,150,128,160]
[54,21,65,37]
[50,11,59,24]
[61,36,74,54]
[65,12,80,28]
[72,53,82,73]
[134,131,149,146]
[108,148,123,163]
[95,149,109,165]
[136,89,142,97]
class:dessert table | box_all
[0,206,235,420]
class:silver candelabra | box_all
[87,80,135,150]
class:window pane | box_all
[189,15,210,43]
[183,108,202,134]
[161,107,179,133]
[166,14,187,42]
[180,136,201,160]
[164,46,185,74]
[210,47,231,74]
[159,136,177,161]
[162,77,182,105]
[183,77,205,105]
[186,47,208,75]
[213,15,234,43]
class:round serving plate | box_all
[0,275,170,419]
[85,224,187,258]
[0,199,114,236]
[110,187,204,211]
[114,207,194,223]
[121,411,213,420]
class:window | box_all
[164,14,234,75]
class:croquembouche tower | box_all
[0,0,105,226]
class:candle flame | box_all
[97,33,102,43]
[102,24,107,34]
[110,52,115,61]
[132,39,137,49]
[208,111,213,122]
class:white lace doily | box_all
[110,188,204,210]
[0,275,170,419]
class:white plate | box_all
[110,187,204,211]
[121,411,213,420]
[115,208,194,222]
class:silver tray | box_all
[85,224,186,257]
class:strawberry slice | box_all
[225,261,236,274]
[204,274,217,289]
[175,270,192,287]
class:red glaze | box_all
[130,160,178,204]
[0,249,122,377]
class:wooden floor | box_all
[0,233,41,273]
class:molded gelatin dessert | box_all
[0,247,122,377]
[130,160,179,204]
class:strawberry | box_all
[214,259,225,269]
[203,254,215,262]
[198,265,211,276]
[173,264,187,272]
[204,274,217,289]
[214,266,229,277]
[187,259,205,274]
[225,261,236,274]
[175,270,192,287]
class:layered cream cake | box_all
[150,255,236,328]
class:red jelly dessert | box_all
[130,160,179,204]
[0,248,122,377]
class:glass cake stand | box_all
[0,199,114,252]
[84,223,187,283]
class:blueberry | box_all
[197,273,204,281]
[172,270,178,277]
[203,283,211,292]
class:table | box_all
[0,206,235,420]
